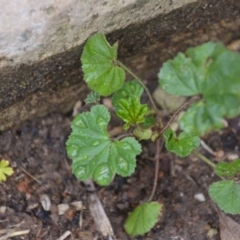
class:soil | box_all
[0,102,240,239]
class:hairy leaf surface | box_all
[115,96,148,130]
[66,105,141,186]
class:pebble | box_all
[71,201,83,211]
[57,203,70,215]
[40,194,51,211]
[194,193,206,202]
[0,206,6,214]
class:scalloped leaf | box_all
[0,160,14,182]
[84,91,100,104]
[115,96,148,130]
[66,105,141,186]
[163,128,200,157]
[209,180,240,214]
[112,80,143,109]
[81,33,125,96]
[159,42,240,135]
[215,159,240,178]
[124,202,162,236]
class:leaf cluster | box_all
[159,42,240,136]
[66,33,240,237]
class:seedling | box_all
[0,160,13,182]
[66,33,240,236]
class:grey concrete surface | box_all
[0,0,196,67]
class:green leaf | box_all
[163,128,200,157]
[81,33,125,96]
[66,105,141,186]
[84,91,100,104]
[209,180,240,214]
[215,159,240,177]
[115,96,148,130]
[112,80,143,109]
[133,126,153,140]
[159,42,240,135]
[141,116,155,128]
[124,202,162,236]
[0,160,14,182]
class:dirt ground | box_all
[0,96,240,240]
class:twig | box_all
[200,140,216,156]
[56,231,72,240]
[193,150,216,168]
[116,60,158,113]
[0,229,30,239]
[115,133,134,140]
[84,180,114,237]
[147,139,164,202]
[20,167,42,185]
[159,96,201,136]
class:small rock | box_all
[71,201,83,211]
[0,206,6,214]
[40,194,51,211]
[153,86,186,113]
[57,203,69,215]
[194,193,206,202]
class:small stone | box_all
[0,206,6,214]
[40,194,51,211]
[57,203,69,215]
[71,201,83,211]
[194,193,206,202]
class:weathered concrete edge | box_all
[1,0,240,132]
[0,0,197,67]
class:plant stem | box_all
[147,139,163,202]
[116,60,158,113]
[159,96,201,136]
[115,133,134,140]
[193,150,216,168]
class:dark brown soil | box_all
[0,107,240,239]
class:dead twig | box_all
[0,221,29,240]
[84,179,114,238]
[20,167,42,185]
[56,230,72,240]
[200,139,216,156]
[0,229,30,240]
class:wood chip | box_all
[84,180,114,237]
[56,230,72,240]
[57,203,69,215]
[70,201,83,211]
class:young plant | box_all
[66,33,240,237]
[0,160,13,182]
